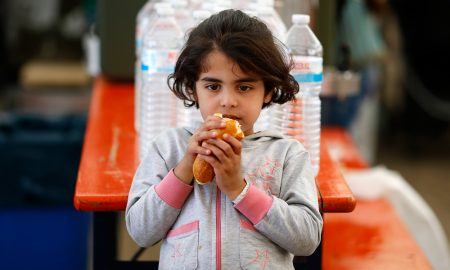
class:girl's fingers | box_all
[193,115,226,143]
[204,113,224,122]
[197,153,218,167]
[205,135,242,156]
[222,134,242,155]
[203,116,226,131]
[194,129,218,143]
[204,139,232,160]
[190,114,228,156]
[194,144,211,155]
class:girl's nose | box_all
[220,89,238,108]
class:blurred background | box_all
[0,0,449,269]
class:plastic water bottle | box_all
[169,0,194,34]
[134,1,171,133]
[139,6,182,159]
[176,9,211,130]
[134,0,153,133]
[250,2,286,133]
[271,14,323,176]
[192,10,212,24]
[254,6,286,41]
[256,0,287,41]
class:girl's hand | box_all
[174,115,225,184]
[197,133,246,200]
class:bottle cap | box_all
[292,14,310,24]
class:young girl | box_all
[126,9,322,269]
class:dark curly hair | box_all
[168,9,299,108]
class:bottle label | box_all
[291,56,323,83]
[141,49,179,73]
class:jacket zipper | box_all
[216,186,221,270]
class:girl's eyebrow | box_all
[200,77,260,83]
[235,77,259,83]
[200,77,222,83]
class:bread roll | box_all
[193,113,244,184]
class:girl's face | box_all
[195,50,272,135]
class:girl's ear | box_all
[189,87,200,108]
[263,91,273,104]
[190,88,198,101]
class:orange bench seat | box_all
[322,198,432,269]
[321,127,431,269]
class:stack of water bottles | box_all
[270,14,323,176]
[137,4,182,159]
[175,9,211,130]
[134,1,324,174]
[135,0,290,159]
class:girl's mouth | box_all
[222,114,240,120]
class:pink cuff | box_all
[234,185,273,224]
[155,169,193,209]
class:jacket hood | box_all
[184,124,285,148]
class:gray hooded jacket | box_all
[126,126,323,269]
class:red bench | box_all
[321,127,432,269]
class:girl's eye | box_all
[206,84,220,91]
[238,85,252,92]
